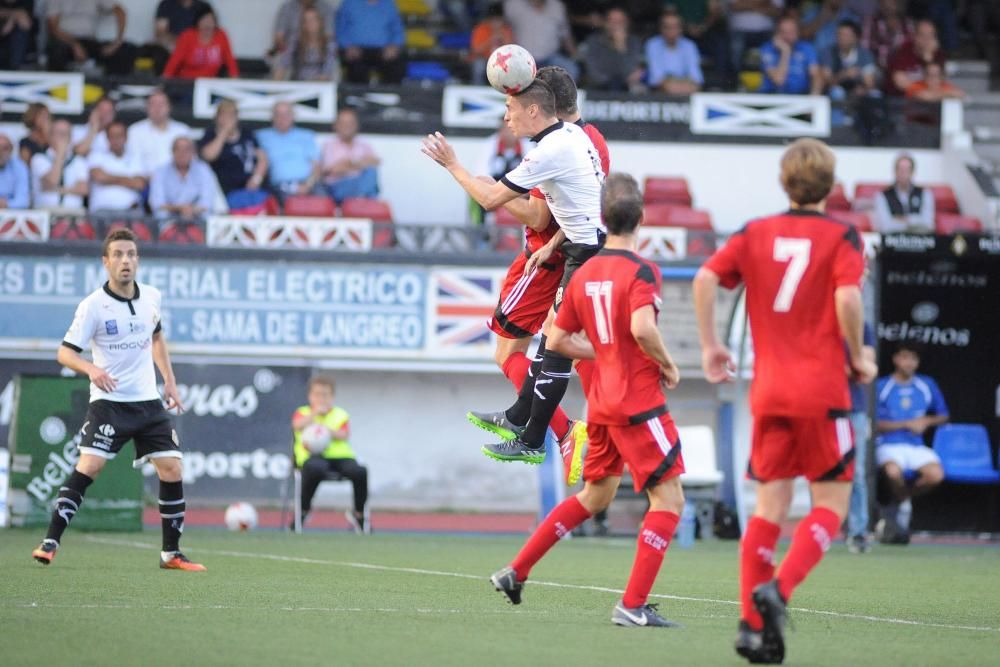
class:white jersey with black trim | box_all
[500,121,606,246]
[62,281,163,403]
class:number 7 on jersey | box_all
[772,237,811,312]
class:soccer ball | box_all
[486,44,537,95]
[224,502,258,531]
[301,422,332,454]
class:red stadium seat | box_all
[852,182,890,209]
[340,197,394,248]
[49,217,97,241]
[105,219,154,242]
[643,176,693,207]
[828,209,873,232]
[826,183,851,211]
[643,204,713,230]
[935,213,982,234]
[927,184,960,214]
[283,195,335,217]
[642,203,680,226]
[159,220,206,245]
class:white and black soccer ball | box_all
[301,422,333,455]
[224,502,258,531]
[486,44,537,95]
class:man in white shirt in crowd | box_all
[72,96,116,158]
[149,137,219,221]
[873,153,935,233]
[31,119,90,210]
[128,90,190,177]
[88,121,147,213]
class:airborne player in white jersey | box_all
[32,228,205,571]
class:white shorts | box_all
[876,444,941,472]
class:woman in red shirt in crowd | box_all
[164,6,239,79]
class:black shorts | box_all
[554,232,606,312]
[78,399,181,468]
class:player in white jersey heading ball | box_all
[32,228,205,572]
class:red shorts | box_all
[487,251,564,339]
[584,412,686,492]
[749,414,855,483]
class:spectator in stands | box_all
[30,119,89,211]
[873,153,935,233]
[676,0,732,88]
[150,137,219,221]
[469,3,514,85]
[45,0,136,75]
[645,9,704,95]
[256,101,321,198]
[862,0,912,71]
[0,133,30,210]
[760,14,822,94]
[273,6,339,81]
[163,5,239,79]
[321,108,380,204]
[905,61,964,102]
[727,0,783,74]
[504,0,580,80]
[336,0,406,85]
[800,0,862,57]
[272,0,335,58]
[581,7,644,92]
[846,320,877,554]
[198,100,269,206]
[128,90,191,177]
[150,0,209,73]
[0,0,34,70]
[920,0,958,55]
[821,19,878,100]
[875,342,948,545]
[18,102,50,165]
[885,18,943,96]
[293,374,369,533]
[87,121,147,213]
[72,97,116,159]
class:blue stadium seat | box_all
[932,424,1000,484]
[406,61,450,82]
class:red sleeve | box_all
[703,230,746,289]
[163,31,190,78]
[529,187,544,200]
[554,282,583,333]
[221,30,239,77]
[832,226,865,288]
[629,261,661,313]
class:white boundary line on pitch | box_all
[83,536,1000,634]
[9,602,547,615]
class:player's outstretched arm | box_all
[692,267,735,383]
[834,285,876,385]
[57,345,117,393]
[631,305,680,389]
[548,324,596,360]
[152,331,185,414]
[421,131,521,211]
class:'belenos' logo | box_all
[98,424,116,437]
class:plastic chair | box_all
[828,209,874,232]
[935,213,982,234]
[927,184,959,214]
[826,183,851,211]
[931,423,1000,483]
[49,216,97,241]
[643,176,693,207]
[158,219,206,245]
[677,426,725,540]
[852,182,890,210]
[283,195,335,218]
[341,198,393,248]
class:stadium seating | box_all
[643,177,693,207]
[826,183,851,211]
[158,220,206,245]
[283,195,336,218]
[928,184,960,213]
[932,424,1000,484]
[828,209,874,232]
[341,198,394,248]
[642,203,712,229]
[853,182,890,210]
[105,218,155,242]
[49,216,98,241]
[935,213,982,234]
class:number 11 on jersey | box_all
[772,237,812,312]
[585,280,614,344]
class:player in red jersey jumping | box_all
[693,139,877,663]
[490,173,687,628]
[485,65,611,485]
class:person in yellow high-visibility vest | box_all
[292,374,368,533]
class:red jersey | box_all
[164,28,239,79]
[555,248,665,426]
[525,120,610,253]
[703,210,865,417]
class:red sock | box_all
[501,351,571,441]
[510,496,591,580]
[776,507,840,602]
[575,359,595,396]
[622,510,679,608]
[740,516,781,630]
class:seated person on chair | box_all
[875,342,948,544]
[292,374,368,533]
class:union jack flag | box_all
[430,269,503,351]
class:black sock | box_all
[45,470,94,544]
[521,352,573,448]
[159,480,185,553]
[505,335,547,425]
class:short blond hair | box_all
[780,138,835,206]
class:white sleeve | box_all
[500,142,565,194]
[64,299,97,351]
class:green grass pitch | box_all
[2,528,998,666]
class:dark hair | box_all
[894,342,922,358]
[107,120,128,134]
[22,102,49,130]
[308,374,336,393]
[513,79,557,118]
[837,19,860,37]
[486,2,503,18]
[535,66,578,117]
[102,228,138,256]
[601,173,644,235]
[194,4,217,27]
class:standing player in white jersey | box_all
[422,79,606,465]
[32,229,206,572]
